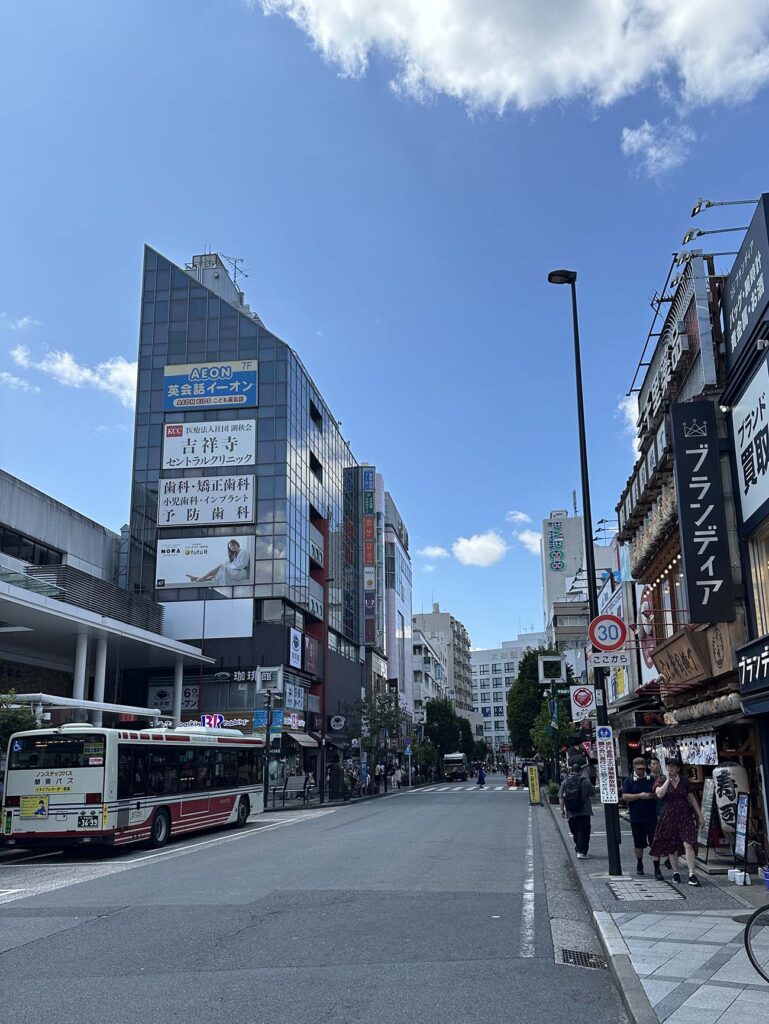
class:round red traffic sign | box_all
[588,614,628,652]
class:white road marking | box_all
[520,806,536,958]
[0,810,337,904]
[452,786,464,791]
[494,786,504,790]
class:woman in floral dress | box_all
[650,756,705,886]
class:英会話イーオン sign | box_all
[163,360,258,410]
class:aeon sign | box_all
[547,520,565,572]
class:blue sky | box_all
[2,1,769,647]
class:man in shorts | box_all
[622,756,662,879]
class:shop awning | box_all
[645,712,745,743]
[742,693,769,716]
[310,733,347,749]
[286,731,318,748]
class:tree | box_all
[0,693,38,760]
[358,689,403,765]
[473,740,489,762]
[424,698,461,757]
[412,739,438,771]
[458,716,475,759]
[506,648,547,756]
[529,699,577,758]
[506,647,574,757]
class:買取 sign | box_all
[163,360,258,410]
[157,475,254,526]
[731,356,769,531]
[596,725,618,804]
[162,421,256,469]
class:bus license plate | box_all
[77,814,99,828]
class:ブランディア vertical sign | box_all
[671,402,736,623]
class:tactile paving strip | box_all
[606,878,685,901]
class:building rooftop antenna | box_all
[219,254,249,287]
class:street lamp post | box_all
[547,269,624,877]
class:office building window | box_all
[479,664,489,675]
[504,662,515,672]
[491,664,501,674]
[493,691,502,701]
[494,705,504,717]
[480,692,489,702]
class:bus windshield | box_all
[8,734,106,770]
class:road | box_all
[0,783,627,1024]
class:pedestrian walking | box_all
[559,763,595,858]
[477,765,486,788]
[622,757,662,879]
[394,766,402,789]
[650,757,705,886]
[649,756,672,869]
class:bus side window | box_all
[132,748,148,797]
[179,750,196,792]
[117,748,132,800]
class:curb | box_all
[546,802,659,1024]
[263,783,430,814]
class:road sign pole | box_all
[566,274,623,877]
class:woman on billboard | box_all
[186,539,250,586]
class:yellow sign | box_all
[20,796,49,818]
[527,765,541,805]
[34,785,71,793]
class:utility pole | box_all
[548,268,623,877]
[262,689,273,811]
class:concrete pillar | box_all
[92,636,107,727]
[72,633,89,702]
[172,657,184,727]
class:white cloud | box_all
[505,510,531,524]
[0,370,40,393]
[0,313,40,331]
[617,393,641,458]
[620,119,697,177]
[258,2,769,114]
[11,344,137,408]
[422,564,437,573]
[417,545,450,558]
[452,530,508,567]
[514,529,542,555]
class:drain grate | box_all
[606,878,685,901]
[559,948,608,970]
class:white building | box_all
[411,627,448,728]
[471,632,547,752]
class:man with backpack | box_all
[559,763,595,859]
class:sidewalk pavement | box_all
[549,801,769,1024]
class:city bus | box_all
[2,724,264,849]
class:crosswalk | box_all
[406,784,526,794]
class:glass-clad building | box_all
[125,249,363,759]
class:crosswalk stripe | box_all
[494,786,504,790]
[452,786,465,791]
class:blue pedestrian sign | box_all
[596,726,612,741]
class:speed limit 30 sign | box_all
[588,614,628,652]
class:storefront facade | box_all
[721,193,769,853]
[615,250,759,864]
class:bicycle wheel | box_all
[744,903,769,984]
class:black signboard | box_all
[735,634,769,697]
[724,193,769,372]
[671,401,736,623]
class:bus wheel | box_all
[149,808,170,848]
[234,797,250,828]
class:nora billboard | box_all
[155,535,254,589]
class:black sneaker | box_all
[688,874,701,887]
[654,868,664,881]
[636,863,645,876]
[672,872,681,883]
